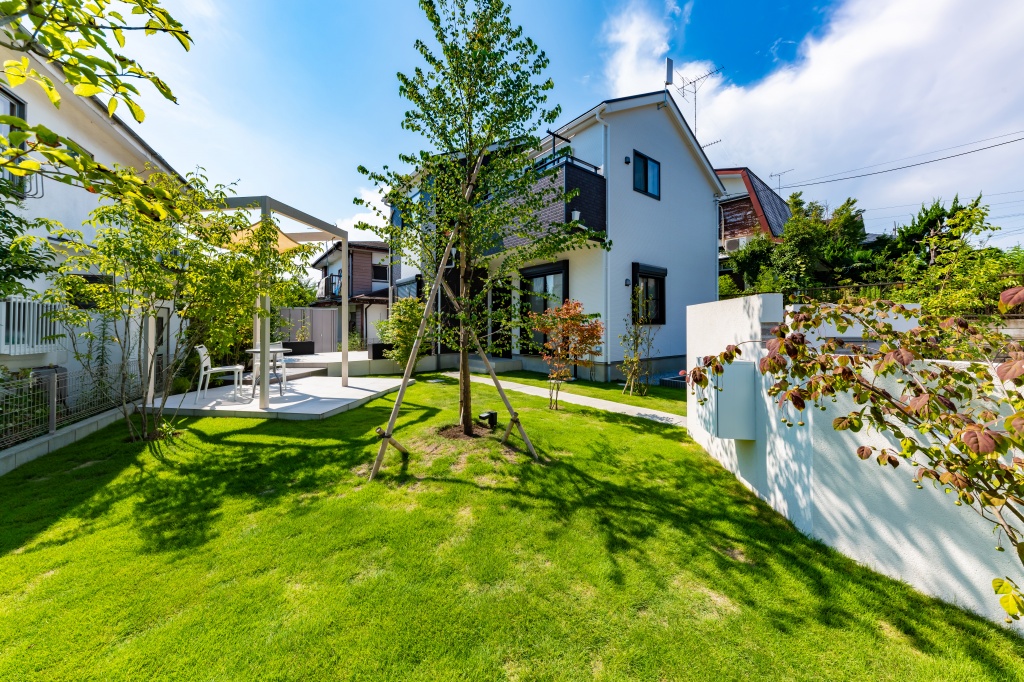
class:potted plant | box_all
[283,315,315,356]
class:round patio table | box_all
[244,347,292,400]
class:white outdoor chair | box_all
[195,344,243,402]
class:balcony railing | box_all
[0,297,63,356]
[534,152,602,175]
[317,274,345,301]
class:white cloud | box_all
[602,0,677,96]
[339,187,391,243]
[601,0,1024,246]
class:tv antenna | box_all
[672,62,723,137]
[770,168,795,193]
[701,139,722,149]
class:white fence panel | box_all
[0,297,63,356]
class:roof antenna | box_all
[673,64,723,137]
[770,168,795,193]
[665,58,674,87]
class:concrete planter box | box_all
[284,341,315,356]
[369,342,394,360]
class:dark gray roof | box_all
[351,240,389,250]
[745,170,791,237]
[717,167,791,238]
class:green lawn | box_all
[480,369,688,416]
[1,375,1021,680]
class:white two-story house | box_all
[505,90,726,381]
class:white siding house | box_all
[0,46,178,374]
[512,90,725,381]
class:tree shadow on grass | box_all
[410,406,1024,674]
[0,397,441,558]
[125,400,441,554]
[0,422,151,557]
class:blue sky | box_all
[130,0,1024,245]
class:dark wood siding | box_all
[721,197,760,240]
[565,164,607,234]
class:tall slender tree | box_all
[358,0,603,435]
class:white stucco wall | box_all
[510,247,607,363]
[602,103,720,365]
[687,295,1023,630]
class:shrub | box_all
[376,297,431,373]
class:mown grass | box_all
[0,375,1021,680]
[480,369,688,416]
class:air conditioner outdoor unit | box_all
[725,239,740,252]
[738,236,749,248]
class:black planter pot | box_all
[369,342,394,360]
[283,341,315,356]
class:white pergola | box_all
[224,196,349,409]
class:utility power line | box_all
[862,189,1024,212]
[787,130,1024,185]
[863,198,1024,221]
[781,136,1024,189]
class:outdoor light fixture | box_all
[571,210,581,222]
[624,156,631,165]
[625,278,631,287]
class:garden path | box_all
[447,373,688,428]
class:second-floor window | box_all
[633,150,660,200]
[372,264,389,282]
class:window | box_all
[520,261,569,353]
[0,88,26,194]
[372,264,389,282]
[72,274,114,310]
[631,263,666,325]
[395,275,421,300]
[632,150,660,199]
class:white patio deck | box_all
[149,375,406,420]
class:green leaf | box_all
[73,83,105,98]
[1000,593,1021,616]
[107,97,118,117]
[124,98,145,123]
[994,578,1014,595]
[34,126,59,146]
[113,28,125,48]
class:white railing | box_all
[0,296,64,356]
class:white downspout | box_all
[596,104,611,382]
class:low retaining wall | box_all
[687,294,1023,630]
[0,407,124,477]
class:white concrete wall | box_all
[603,104,720,365]
[687,295,1023,629]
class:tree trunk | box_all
[459,242,473,435]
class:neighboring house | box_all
[402,90,727,381]
[312,240,399,346]
[715,167,791,273]
[0,46,179,375]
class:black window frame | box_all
[0,87,27,196]
[371,263,389,282]
[631,262,666,325]
[519,260,569,355]
[632,150,660,200]
[72,273,114,310]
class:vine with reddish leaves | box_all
[688,288,1024,623]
